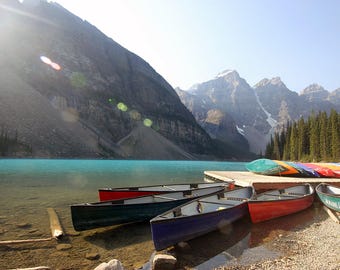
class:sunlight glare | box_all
[40,56,52,65]
[40,55,61,71]
[50,62,61,71]
[117,102,128,112]
[143,118,153,127]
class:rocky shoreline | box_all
[219,207,339,270]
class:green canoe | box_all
[316,183,340,212]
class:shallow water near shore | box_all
[0,159,324,269]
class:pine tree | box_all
[309,112,320,161]
[273,133,281,160]
[265,135,274,158]
[265,110,339,162]
[279,127,286,159]
[329,109,339,160]
[282,123,291,160]
[297,117,306,160]
[319,111,328,161]
[289,123,297,160]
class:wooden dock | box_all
[204,171,340,191]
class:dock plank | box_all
[204,171,340,190]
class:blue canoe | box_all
[150,186,255,251]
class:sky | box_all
[51,0,339,92]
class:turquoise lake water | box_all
[0,159,321,270]
[0,159,246,182]
[0,159,247,269]
[0,159,246,204]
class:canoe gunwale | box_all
[248,193,314,204]
[316,183,340,198]
[151,186,254,223]
[151,201,248,223]
[250,184,314,202]
[84,186,227,206]
[98,182,231,201]
[316,183,340,212]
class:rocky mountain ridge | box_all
[1,0,243,159]
[177,71,339,154]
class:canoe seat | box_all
[199,200,234,206]
[173,208,182,217]
[286,192,306,196]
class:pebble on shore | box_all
[94,259,124,270]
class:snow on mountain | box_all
[253,89,277,128]
[216,70,235,78]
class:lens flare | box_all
[40,55,61,71]
[143,118,153,127]
[40,56,52,65]
[117,102,128,112]
[129,110,141,121]
[50,62,61,71]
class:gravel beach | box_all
[219,206,340,270]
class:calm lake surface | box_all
[0,159,321,270]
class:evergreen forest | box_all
[265,109,340,162]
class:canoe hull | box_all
[150,186,254,251]
[99,190,163,201]
[248,195,314,223]
[71,186,225,231]
[303,163,340,178]
[71,198,192,231]
[151,203,249,251]
[316,183,340,212]
[248,184,315,223]
[98,183,229,201]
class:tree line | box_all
[265,109,339,162]
[0,128,32,156]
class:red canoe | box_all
[98,182,233,201]
[303,163,340,178]
[248,184,315,223]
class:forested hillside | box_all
[265,109,339,162]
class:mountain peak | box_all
[271,77,283,85]
[301,83,326,94]
[300,84,329,101]
[216,70,239,79]
[254,77,285,88]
